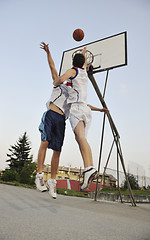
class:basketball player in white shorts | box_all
[35,42,69,199]
[54,47,108,190]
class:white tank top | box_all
[46,85,69,117]
[66,67,88,104]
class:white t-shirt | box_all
[46,85,70,118]
[66,67,88,104]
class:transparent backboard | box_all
[59,32,127,75]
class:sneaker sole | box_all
[81,171,99,191]
[41,189,47,192]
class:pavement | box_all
[0,183,150,240]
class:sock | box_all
[84,166,94,172]
[37,172,43,177]
[49,178,56,184]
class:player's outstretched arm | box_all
[40,42,59,81]
[53,68,76,86]
[82,47,87,69]
[88,104,109,114]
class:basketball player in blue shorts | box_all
[35,42,69,199]
[54,47,108,190]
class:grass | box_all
[57,188,89,198]
[1,180,150,196]
[0,180,88,197]
[0,180,36,189]
[100,187,150,196]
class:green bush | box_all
[1,162,36,185]
[19,162,36,185]
[1,169,20,182]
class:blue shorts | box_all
[39,110,66,152]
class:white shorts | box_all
[69,103,92,137]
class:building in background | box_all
[43,164,116,190]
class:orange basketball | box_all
[73,29,84,41]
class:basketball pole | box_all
[87,67,136,206]
[94,70,109,201]
[98,140,115,191]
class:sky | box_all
[0,0,150,178]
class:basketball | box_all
[73,29,84,41]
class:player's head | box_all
[73,53,85,68]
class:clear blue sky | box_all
[0,0,150,177]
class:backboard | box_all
[59,32,127,75]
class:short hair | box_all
[73,53,85,68]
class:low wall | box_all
[89,192,150,203]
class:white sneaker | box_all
[80,168,98,190]
[46,179,57,199]
[35,173,47,192]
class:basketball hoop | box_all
[72,49,94,70]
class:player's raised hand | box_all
[40,42,49,53]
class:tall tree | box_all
[6,132,32,173]
[123,173,139,190]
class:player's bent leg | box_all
[74,121,93,168]
[51,151,60,179]
[47,150,60,199]
[74,121,98,190]
[37,141,49,173]
[35,141,48,192]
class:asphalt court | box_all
[0,184,150,240]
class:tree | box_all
[6,132,32,173]
[123,173,139,190]
[2,132,37,184]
